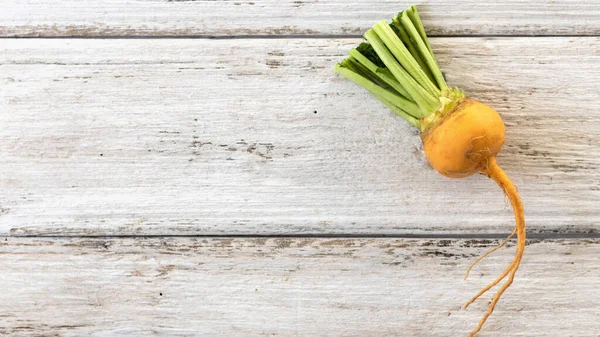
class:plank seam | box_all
[4,233,599,239]
[2,34,600,39]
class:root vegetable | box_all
[334,6,526,336]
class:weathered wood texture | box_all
[0,237,598,336]
[2,1,600,37]
[2,38,599,236]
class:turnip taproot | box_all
[334,6,525,336]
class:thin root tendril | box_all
[466,157,526,336]
[464,228,516,280]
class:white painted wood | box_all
[0,237,598,336]
[1,38,599,236]
[2,0,600,37]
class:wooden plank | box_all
[2,1,600,37]
[0,237,598,336]
[1,38,599,236]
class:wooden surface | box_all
[2,1,600,336]
[2,38,599,236]
[2,0,600,37]
[0,238,599,336]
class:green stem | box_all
[406,6,432,54]
[400,10,448,90]
[378,97,420,128]
[390,19,435,84]
[334,63,422,122]
[372,21,440,97]
[364,29,439,115]
[349,49,411,98]
[345,57,407,98]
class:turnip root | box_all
[334,6,526,336]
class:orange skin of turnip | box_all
[421,99,525,337]
[421,99,506,178]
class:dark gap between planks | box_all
[5,233,600,240]
[3,34,600,39]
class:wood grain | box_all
[1,38,599,236]
[0,237,598,336]
[2,0,600,37]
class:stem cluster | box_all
[334,6,450,128]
